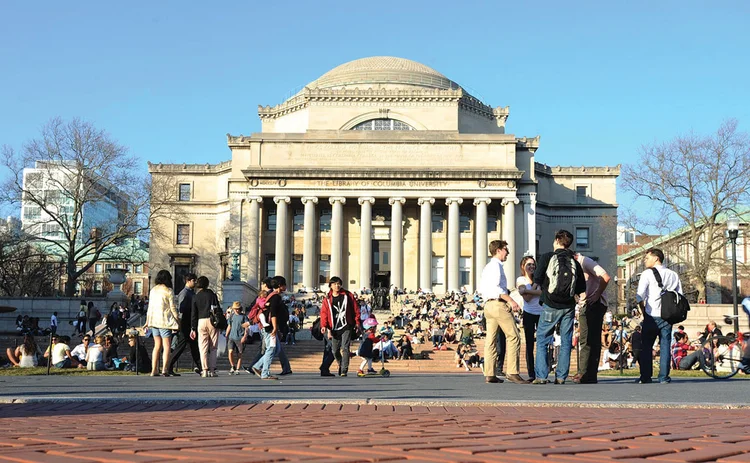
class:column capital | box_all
[501,197,519,206]
[357,197,375,205]
[388,197,406,206]
[445,197,464,206]
[417,197,435,206]
[301,196,319,204]
[472,198,492,206]
[329,197,347,205]
[273,196,291,205]
[247,196,263,203]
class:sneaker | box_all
[210,370,218,377]
[279,370,293,376]
[193,367,201,375]
[357,370,366,377]
[554,379,565,385]
[531,379,548,384]
[201,371,208,378]
[262,375,279,380]
[367,368,376,374]
[340,372,348,377]
[229,367,235,375]
[252,367,262,377]
[243,366,253,374]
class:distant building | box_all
[0,216,21,236]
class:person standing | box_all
[226,301,250,374]
[572,253,611,384]
[87,301,98,334]
[167,273,200,376]
[517,256,543,381]
[50,312,58,336]
[635,247,683,384]
[144,270,180,377]
[251,277,286,380]
[532,230,587,384]
[478,240,529,385]
[320,276,361,377]
[190,276,219,377]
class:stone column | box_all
[473,198,491,290]
[418,197,435,292]
[358,197,375,290]
[246,196,262,288]
[389,197,406,289]
[273,196,291,278]
[329,197,346,280]
[501,198,519,285]
[301,196,318,290]
[523,192,537,258]
[446,198,463,293]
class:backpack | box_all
[545,251,577,304]
[247,299,264,325]
[311,317,324,341]
[208,294,228,331]
[650,268,690,324]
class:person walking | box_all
[226,301,250,374]
[87,301,98,334]
[478,240,529,385]
[319,276,362,377]
[532,230,586,384]
[167,273,201,376]
[251,277,286,380]
[190,276,219,377]
[635,247,683,384]
[572,253,611,384]
[144,270,180,377]
[517,256,543,381]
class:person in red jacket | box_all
[320,276,361,376]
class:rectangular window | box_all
[576,186,588,204]
[320,209,331,232]
[432,211,444,233]
[105,263,112,270]
[459,211,471,233]
[432,256,445,285]
[94,281,102,294]
[293,259,303,287]
[267,208,276,231]
[487,212,498,233]
[266,255,275,278]
[179,183,191,201]
[134,264,143,273]
[95,264,103,273]
[176,224,190,245]
[134,281,143,295]
[23,206,41,220]
[576,227,590,249]
[459,257,472,286]
[382,251,389,265]
[293,209,304,232]
[319,257,330,285]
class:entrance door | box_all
[372,240,391,289]
[373,272,390,289]
[174,265,191,295]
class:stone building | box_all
[149,57,620,300]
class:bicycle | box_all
[699,314,750,380]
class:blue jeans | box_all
[253,331,278,378]
[639,314,672,382]
[534,305,575,381]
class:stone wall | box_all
[0,297,109,335]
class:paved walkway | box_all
[1,402,749,462]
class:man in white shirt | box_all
[478,239,529,384]
[50,312,58,336]
[635,247,683,384]
[573,254,611,384]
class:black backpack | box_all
[310,317,324,341]
[650,268,690,324]
[545,251,577,304]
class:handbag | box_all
[209,295,228,331]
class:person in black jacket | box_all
[167,273,201,376]
[532,229,587,384]
[190,276,219,377]
[124,335,150,373]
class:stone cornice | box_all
[148,160,232,174]
[240,168,523,181]
[228,132,518,146]
[535,162,621,177]
[515,136,541,151]
[457,94,497,120]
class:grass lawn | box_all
[0,367,132,376]
[599,367,750,379]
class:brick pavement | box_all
[0,402,748,462]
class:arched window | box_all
[352,118,414,131]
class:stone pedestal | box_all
[221,281,258,309]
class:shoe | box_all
[531,379,548,384]
[340,373,347,377]
[554,379,565,385]
[659,378,671,384]
[201,371,208,378]
[252,367,262,378]
[571,374,582,382]
[485,376,503,383]
[367,368,376,374]
[572,377,597,384]
[166,371,181,377]
[262,375,278,380]
[634,378,653,384]
[499,371,506,377]
[229,367,235,375]
[357,370,366,377]
[506,374,530,384]
[210,370,218,377]
[193,367,201,375]
[243,367,253,374]
[279,370,293,376]
[320,371,335,377]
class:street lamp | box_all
[727,216,740,334]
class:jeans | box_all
[677,350,702,370]
[640,314,672,382]
[276,332,292,373]
[577,301,606,382]
[331,328,353,374]
[534,305,575,381]
[253,331,278,378]
[522,311,540,380]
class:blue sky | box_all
[1,1,749,215]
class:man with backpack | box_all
[635,247,684,384]
[319,276,361,377]
[532,229,587,384]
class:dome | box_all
[305,56,460,91]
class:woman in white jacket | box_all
[145,270,180,376]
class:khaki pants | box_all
[197,318,218,372]
[483,300,520,377]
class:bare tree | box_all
[1,117,178,296]
[621,119,750,301]
[0,231,63,297]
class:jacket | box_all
[191,288,217,332]
[320,289,361,331]
[145,285,180,330]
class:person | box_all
[572,253,611,384]
[635,247,683,384]
[671,331,702,370]
[698,321,723,344]
[145,269,180,377]
[191,276,220,378]
[75,305,87,335]
[286,309,300,345]
[741,297,750,372]
[444,324,457,344]
[532,229,586,384]
[70,335,93,367]
[226,301,250,375]
[103,335,119,369]
[85,335,106,371]
[87,301,99,333]
[319,276,362,377]
[517,256,543,381]
[630,325,642,368]
[167,273,201,376]
[6,334,38,368]
[478,239,528,385]
[357,317,380,376]
[397,335,414,360]
[50,312,58,336]
[604,310,614,330]
[44,335,75,368]
[251,277,287,380]
[122,335,150,373]
[455,343,471,371]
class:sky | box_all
[1,1,749,219]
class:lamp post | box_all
[727,216,740,334]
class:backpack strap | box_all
[650,267,664,289]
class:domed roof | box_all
[305,56,460,91]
